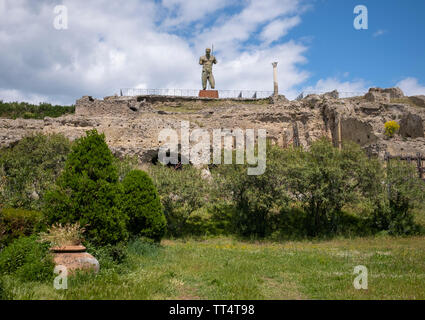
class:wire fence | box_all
[120,88,367,100]
[120,88,274,99]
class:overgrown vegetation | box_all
[120,170,166,242]
[43,130,129,245]
[0,208,45,249]
[0,236,54,283]
[147,139,424,239]
[0,130,424,300]
[0,101,74,119]
[0,133,71,210]
[0,101,75,119]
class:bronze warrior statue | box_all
[199,48,217,90]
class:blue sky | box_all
[292,0,425,90]
[0,0,424,104]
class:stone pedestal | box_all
[199,90,219,98]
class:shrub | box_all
[127,237,160,257]
[214,145,289,237]
[0,133,71,210]
[120,170,166,242]
[371,160,425,235]
[0,100,74,119]
[43,130,128,245]
[384,121,400,138]
[182,207,217,236]
[0,276,9,300]
[0,236,54,282]
[280,139,384,236]
[0,208,45,249]
[268,203,311,240]
[148,165,211,237]
[84,241,129,270]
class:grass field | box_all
[3,236,425,300]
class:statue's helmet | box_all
[206,48,211,54]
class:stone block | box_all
[199,90,219,98]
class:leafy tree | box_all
[372,159,425,235]
[43,130,128,245]
[148,165,211,236]
[120,170,166,242]
[280,139,383,236]
[0,100,74,119]
[214,144,289,237]
[0,133,71,210]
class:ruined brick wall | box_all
[75,96,139,117]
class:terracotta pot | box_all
[50,245,99,274]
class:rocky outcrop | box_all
[269,94,289,104]
[364,87,404,103]
[399,113,424,138]
[409,95,425,108]
[0,87,424,162]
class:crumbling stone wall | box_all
[75,96,153,117]
[1,88,424,163]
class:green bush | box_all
[182,207,217,236]
[0,277,5,300]
[268,203,310,240]
[214,145,289,237]
[0,276,9,300]
[0,133,71,210]
[371,160,425,235]
[0,236,54,282]
[43,130,128,245]
[148,165,212,237]
[279,139,384,237]
[0,208,45,249]
[127,237,160,257]
[120,170,166,242]
[0,101,74,119]
[85,242,128,268]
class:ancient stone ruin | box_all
[1,87,424,163]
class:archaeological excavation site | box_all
[1,87,425,168]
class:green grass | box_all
[154,99,270,114]
[2,236,425,300]
[0,101,75,119]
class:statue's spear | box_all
[207,44,214,90]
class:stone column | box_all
[272,62,278,96]
[337,116,342,150]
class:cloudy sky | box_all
[0,0,425,105]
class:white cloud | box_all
[193,0,302,54]
[396,77,425,96]
[373,29,386,37]
[260,16,301,45]
[0,0,310,104]
[216,41,309,98]
[160,0,229,27]
[0,89,62,105]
